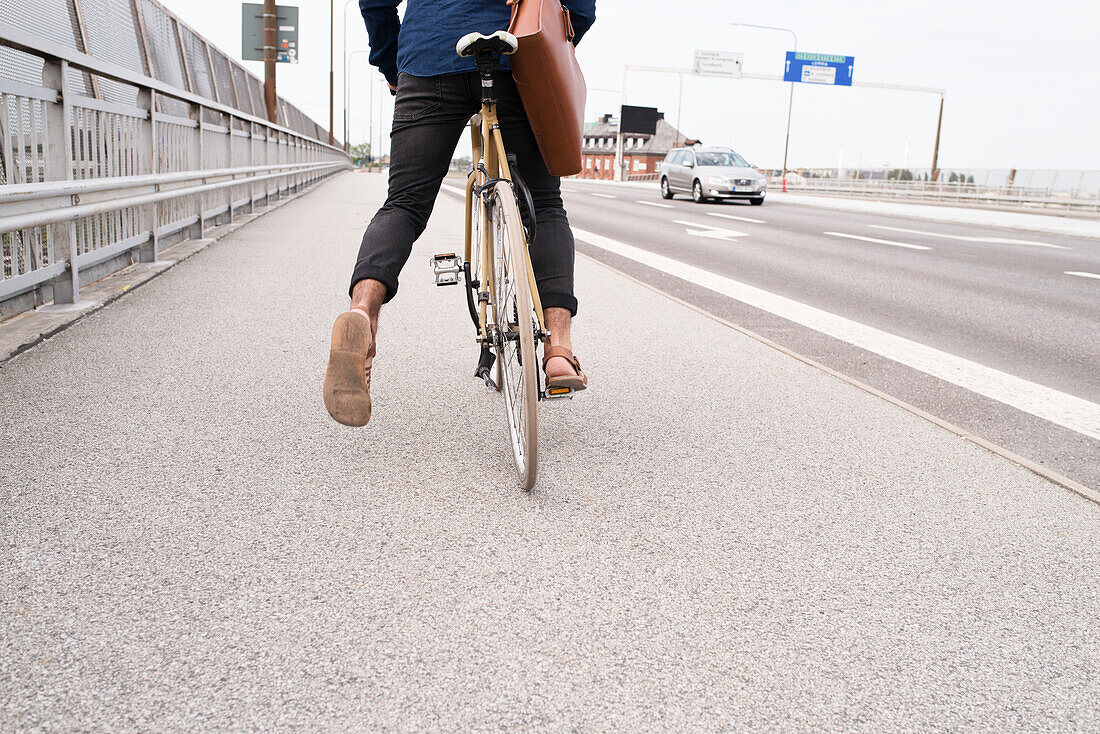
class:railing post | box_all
[43,59,80,304]
[137,86,158,262]
[189,103,205,240]
[225,113,234,224]
[246,121,256,214]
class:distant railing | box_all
[770,167,1100,214]
[0,4,350,320]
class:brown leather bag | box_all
[507,0,587,177]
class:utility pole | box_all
[263,0,277,122]
[329,0,335,145]
[931,94,944,182]
[730,24,798,191]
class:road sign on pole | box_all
[243,3,299,64]
[783,52,854,86]
[693,50,743,79]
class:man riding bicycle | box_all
[324,0,597,427]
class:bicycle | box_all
[429,31,576,490]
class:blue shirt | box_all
[359,0,596,86]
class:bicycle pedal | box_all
[430,253,461,286]
[542,387,574,401]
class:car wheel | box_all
[750,197,764,206]
[660,178,674,200]
[692,180,707,203]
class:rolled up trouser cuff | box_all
[539,290,578,317]
[349,265,399,302]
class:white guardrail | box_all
[775,176,1100,214]
[0,12,351,320]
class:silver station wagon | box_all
[659,146,768,205]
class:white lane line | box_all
[824,232,931,251]
[440,183,464,196]
[707,211,766,224]
[637,200,673,209]
[560,187,578,193]
[591,192,618,199]
[1066,271,1100,280]
[869,224,1069,250]
[572,226,1100,441]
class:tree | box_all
[350,142,371,165]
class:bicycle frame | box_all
[463,101,547,345]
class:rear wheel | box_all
[692,180,708,203]
[489,183,539,490]
[660,177,674,199]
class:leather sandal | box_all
[323,308,373,426]
[542,345,588,392]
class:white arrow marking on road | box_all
[637,200,673,209]
[674,220,749,240]
[707,211,766,224]
[869,225,1069,250]
[592,193,618,199]
[572,226,1100,440]
[824,232,931,251]
[1066,271,1100,280]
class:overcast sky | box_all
[167,0,1100,172]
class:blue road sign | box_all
[784,52,854,86]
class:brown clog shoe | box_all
[323,308,374,426]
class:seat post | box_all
[474,50,501,105]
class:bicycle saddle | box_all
[456,31,519,59]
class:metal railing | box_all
[0,4,350,320]
[771,168,1100,214]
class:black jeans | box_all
[349,71,578,315]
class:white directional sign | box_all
[693,50,743,79]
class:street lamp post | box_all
[329,0,335,145]
[342,0,358,152]
[730,23,797,189]
[346,49,373,161]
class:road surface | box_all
[3,172,1099,729]
[528,178,1100,489]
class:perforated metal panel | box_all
[178,27,223,123]
[246,73,266,121]
[137,0,188,114]
[78,0,147,105]
[0,0,89,95]
[0,47,45,86]
[208,48,237,109]
[179,27,212,100]
[230,64,253,116]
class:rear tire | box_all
[660,178,674,199]
[489,183,539,490]
[692,180,708,204]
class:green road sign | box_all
[242,3,299,64]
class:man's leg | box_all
[494,74,584,382]
[325,73,474,425]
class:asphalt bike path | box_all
[3,171,1098,729]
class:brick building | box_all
[577,112,686,180]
